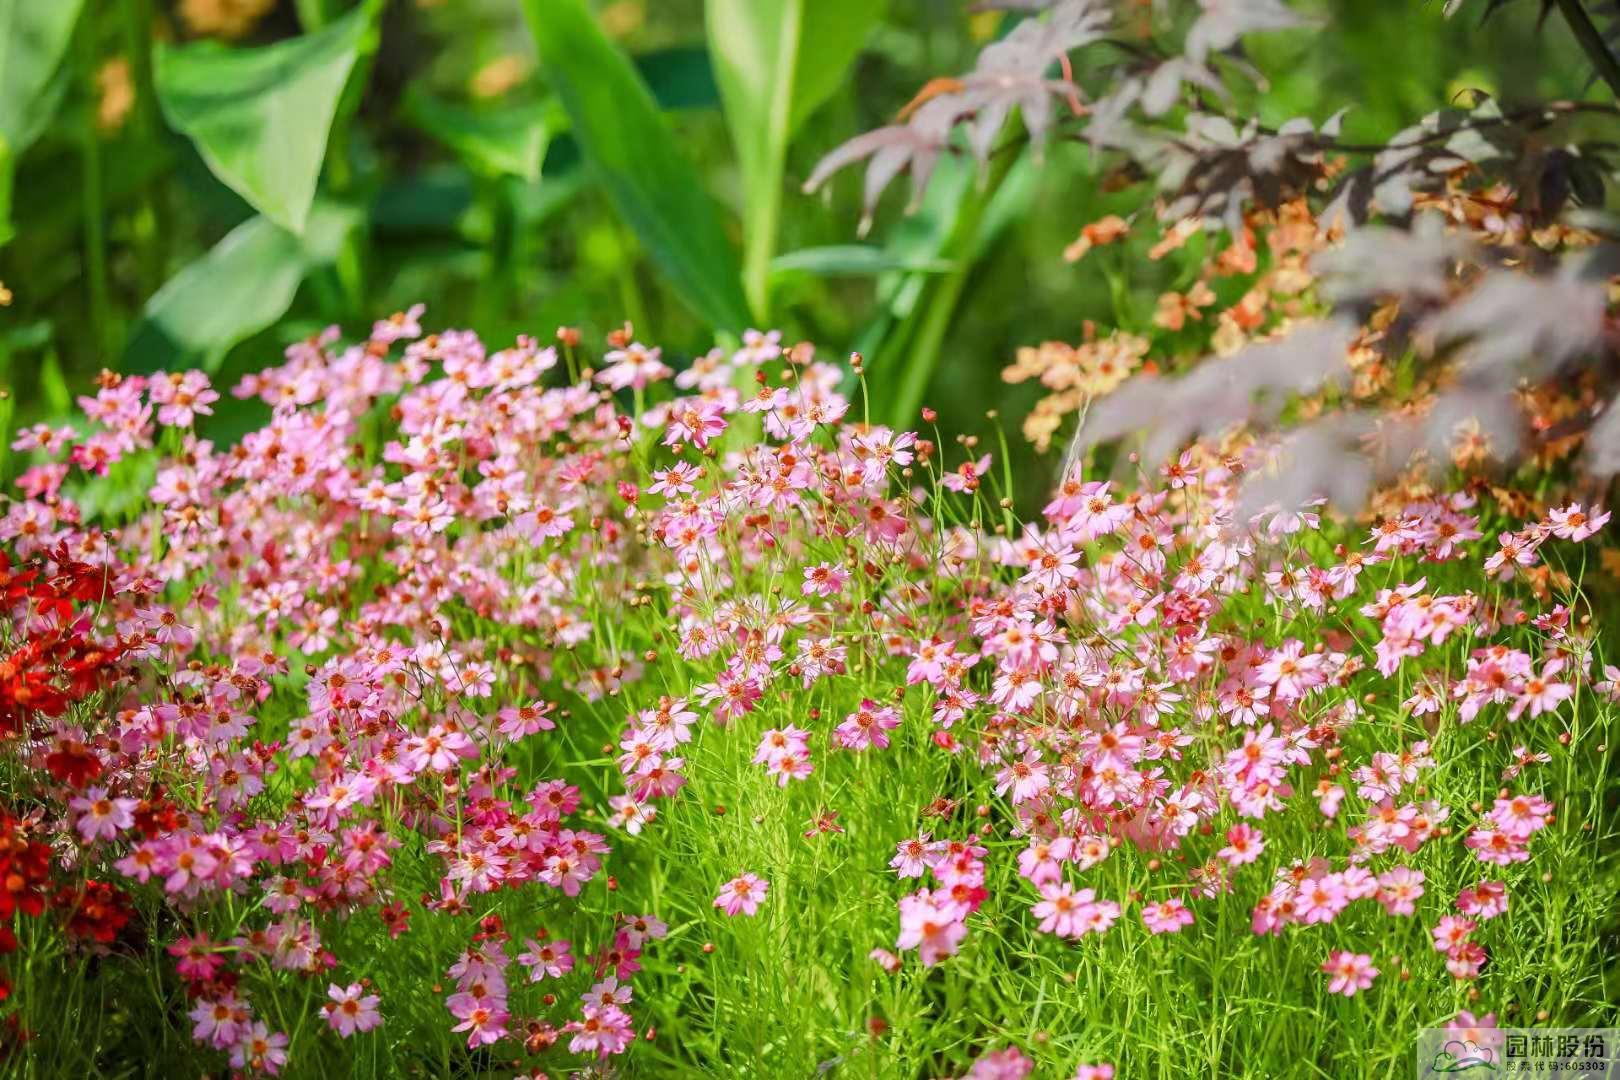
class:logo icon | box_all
[1429,1039,1497,1074]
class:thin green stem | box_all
[882,153,1017,430]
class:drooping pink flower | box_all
[897,890,967,966]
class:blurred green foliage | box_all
[0,0,1600,497]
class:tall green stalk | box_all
[77,16,111,356]
[120,0,165,294]
[878,151,1018,430]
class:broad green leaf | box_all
[707,0,885,317]
[154,4,374,233]
[522,0,750,332]
[770,245,953,278]
[0,0,86,156]
[124,204,361,373]
[784,6,886,135]
[636,46,720,111]
[402,87,552,182]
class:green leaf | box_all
[635,46,720,111]
[154,4,375,234]
[522,0,750,332]
[707,0,885,317]
[402,87,553,182]
[770,245,953,278]
[0,133,13,251]
[124,204,361,373]
[0,0,86,156]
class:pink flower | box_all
[1444,1010,1502,1055]
[1074,1067,1115,1080]
[1217,823,1265,866]
[1431,915,1476,953]
[663,399,728,449]
[1456,880,1509,920]
[897,889,967,965]
[1295,874,1350,925]
[1546,503,1609,542]
[754,726,811,767]
[714,873,769,917]
[891,835,936,879]
[942,454,991,494]
[150,370,219,427]
[567,1003,635,1057]
[1141,897,1195,934]
[451,1005,510,1048]
[833,699,903,750]
[1032,882,1089,938]
[514,936,574,983]
[70,786,137,843]
[1321,951,1378,996]
[597,342,671,390]
[1446,940,1488,979]
[766,750,813,785]
[229,1022,289,1074]
[323,983,383,1037]
[1375,867,1425,916]
[1509,664,1573,720]
[964,1046,1033,1079]
[994,750,1050,804]
[169,933,224,981]
[801,562,849,598]
[869,947,902,974]
[189,994,248,1049]
[1032,883,1118,939]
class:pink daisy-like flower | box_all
[714,873,769,917]
[1141,897,1195,934]
[322,983,383,1037]
[1321,951,1379,996]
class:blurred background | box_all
[0,0,1599,497]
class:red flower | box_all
[43,737,102,789]
[0,816,52,921]
[57,880,132,944]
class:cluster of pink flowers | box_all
[892,836,989,965]
[959,1044,1115,1080]
[0,306,1609,1072]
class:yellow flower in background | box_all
[96,58,135,134]
[470,55,529,100]
[178,0,276,40]
[597,0,644,39]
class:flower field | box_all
[6,0,1620,1076]
[0,307,1614,1078]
